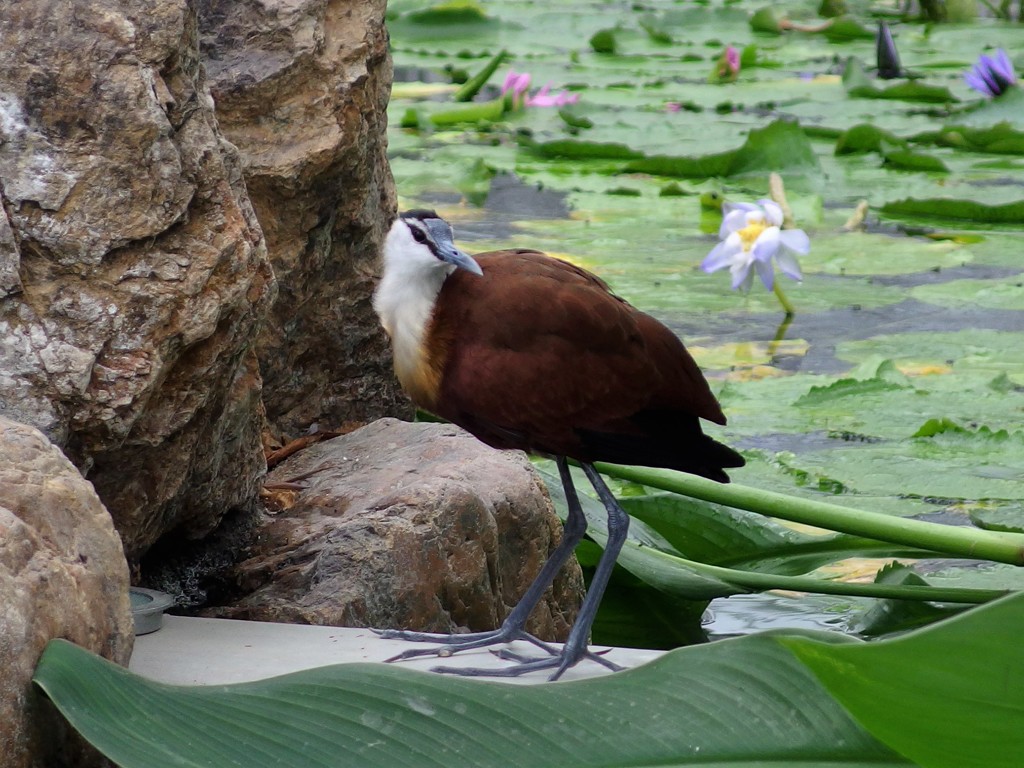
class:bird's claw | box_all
[373,626,561,664]
[431,646,625,681]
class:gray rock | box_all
[0,0,275,560]
[205,419,584,641]
[0,417,133,768]
[196,0,408,439]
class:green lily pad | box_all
[882,149,949,173]
[912,275,1024,311]
[970,504,1024,534]
[800,231,970,276]
[835,123,906,155]
[881,197,1024,224]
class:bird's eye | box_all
[411,228,428,244]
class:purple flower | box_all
[965,49,1018,98]
[500,69,579,108]
[701,200,809,292]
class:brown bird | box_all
[373,209,743,680]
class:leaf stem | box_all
[766,312,793,358]
[772,281,795,317]
[593,463,1024,567]
[629,542,1006,604]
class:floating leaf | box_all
[749,6,782,33]
[843,57,956,103]
[970,504,1024,534]
[835,123,906,155]
[917,276,1024,313]
[403,0,492,24]
[950,86,1024,130]
[523,137,643,160]
[625,119,819,179]
[623,150,735,178]
[912,417,971,437]
[726,119,821,177]
[589,28,617,54]
[638,14,673,44]
[822,16,874,42]
[882,149,949,173]
[881,197,1024,223]
[851,562,967,637]
[795,375,912,406]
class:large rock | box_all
[0,0,275,560]
[0,417,133,768]
[196,0,408,439]
[204,419,584,640]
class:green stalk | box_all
[453,49,509,102]
[766,312,792,359]
[772,281,795,317]
[594,463,1024,567]
[629,543,1006,604]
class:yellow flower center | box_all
[736,217,768,252]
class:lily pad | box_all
[911,275,1024,311]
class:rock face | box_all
[0,417,133,768]
[196,0,408,439]
[0,0,276,560]
[204,419,584,640]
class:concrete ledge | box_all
[128,616,663,685]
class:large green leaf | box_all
[786,592,1024,768]
[618,492,931,575]
[35,634,911,768]
[36,596,1024,767]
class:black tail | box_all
[575,412,745,484]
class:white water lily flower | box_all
[701,199,809,292]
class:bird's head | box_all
[384,210,483,278]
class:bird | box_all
[372,209,744,680]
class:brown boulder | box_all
[0,0,275,560]
[0,417,133,768]
[196,0,408,439]
[205,419,584,640]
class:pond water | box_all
[386,0,1024,644]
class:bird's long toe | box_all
[432,645,625,680]
[376,626,560,664]
[496,646,625,673]
[373,628,463,643]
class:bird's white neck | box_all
[373,225,456,405]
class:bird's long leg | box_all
[377,455,589,662]
[430,461,629,680]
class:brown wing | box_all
[425,249,742,478]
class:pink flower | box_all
[725,46,740,75]
[525,84,580,107]
[501,70,531,103]
[500,69,579,109]
[711,46,741,83]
